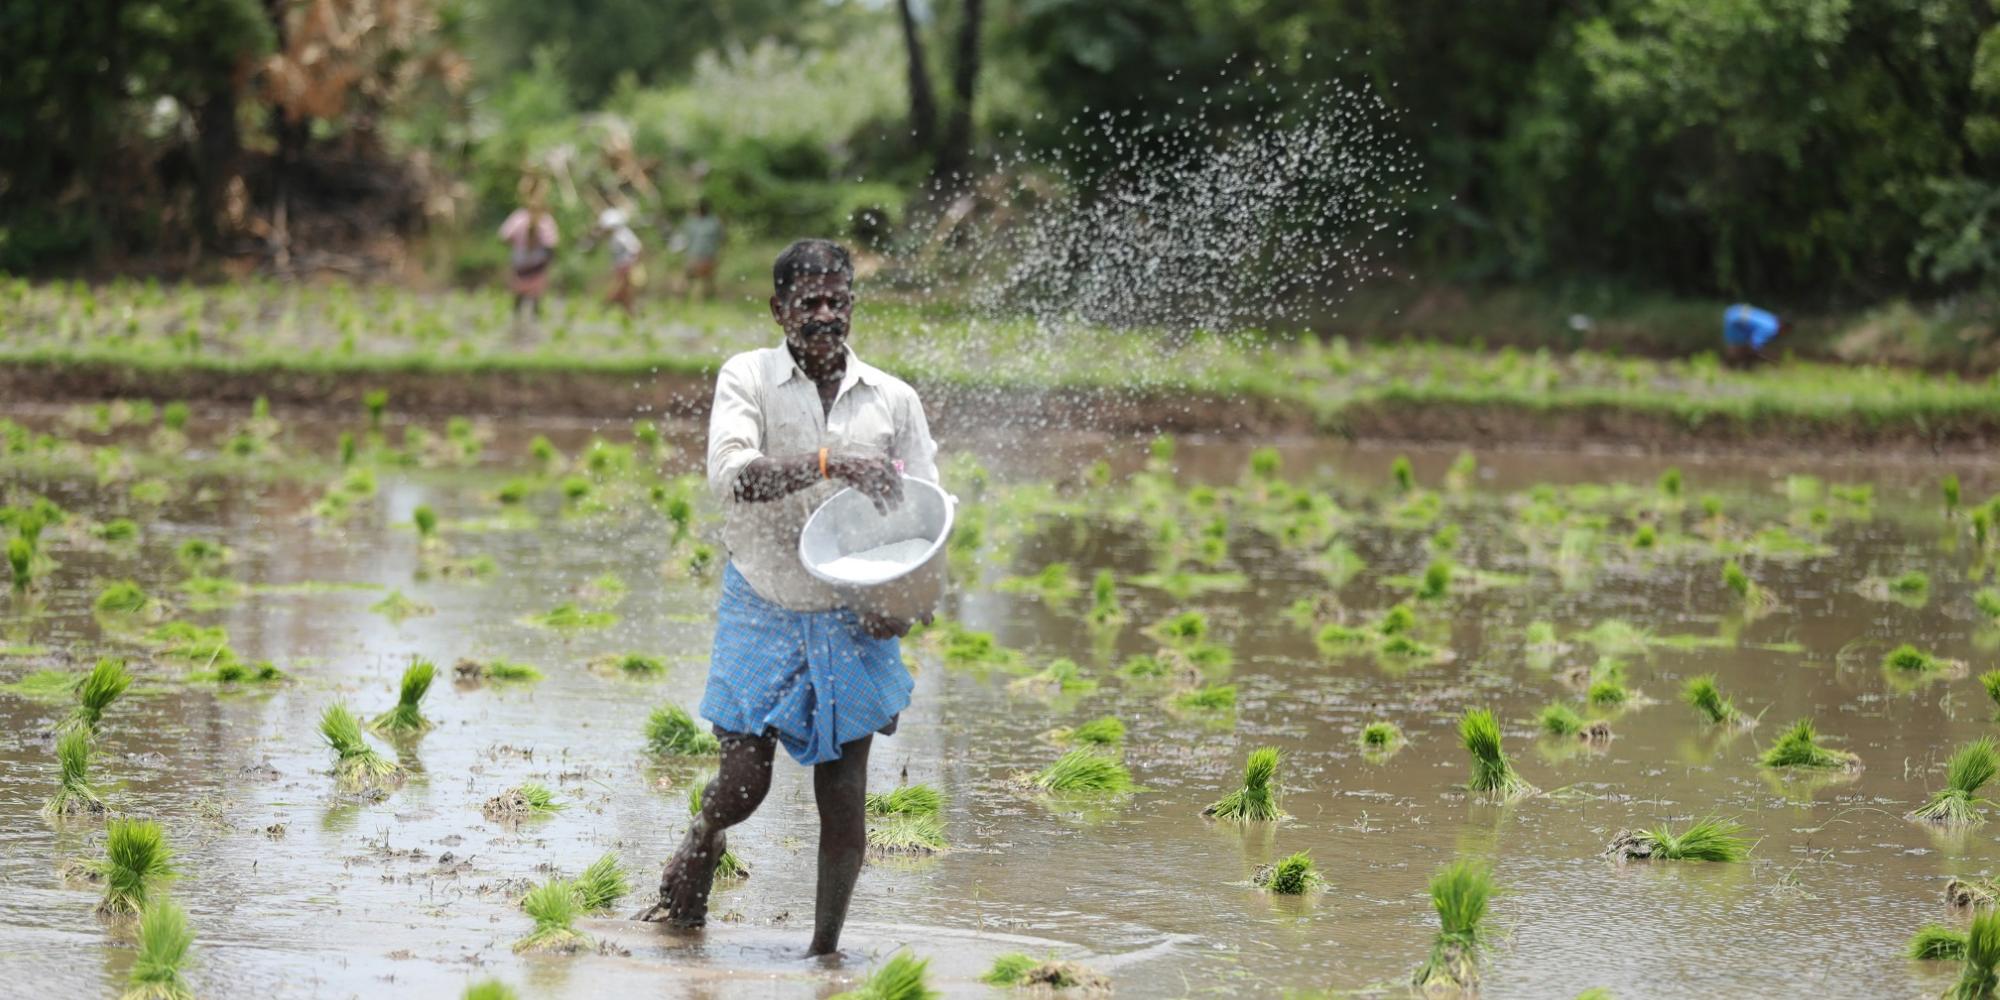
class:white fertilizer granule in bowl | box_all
[814,538,936,584]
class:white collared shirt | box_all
[706,342,940,611]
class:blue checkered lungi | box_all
[699,562,913,766]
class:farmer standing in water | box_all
[637,238,938,958]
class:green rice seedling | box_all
[1911,738,2000,826]
[453,658,543,683]
[1315,622,1372,654]
[93,518,139,542]
[1955,907,2000,999]
[1609,818,1750,862]
[1031,748,1133,794]
[1981,507,1996,548]
[1009,658,1097,698]
[1204,747,1283,821]
[208,659,284,685]
[1659,467,1683,499]
[1721,559,1771,612]
[161,401,189,432]
[1890,570,1931,597]
[1445,450,1478,492]
[337,431,357,466]
[1412,859,1495,994]
[1587,678,1629,707]
[1064,715,1126,746]
[368,589,433,622]
[413,505,437,542]
[63,658,132,733]
[95,583,150,621]
[485,782,563,818]
[522,603,616,629]
[1682,675,1748,727]
[43,726,107,817]
[574,852,630,912]
[1377,603,1417,636]
[1911,924,1969,961]
[1416,558,1453,600]
[1946,474,1963,514]
[867,813,947,854]
[1978,590,2000,620]
[1362,721,1402,749]
[1884,643,1943,673]
[1118,653,1168,680]
[91,818,176,916]
[1461,708,1534,799]
[982,953,1039,986]
[685,785,750,878]
[319,703,402,786]
[512,877,590,953]
[370,658,435,734]
[645,704,720,755]
[999,562,1080,603]
[1392,455,1416,494]
[1248,446,1281,480]
[363,389,388,431]
[1758,719,1858,770]
[1540,703,1584,737]
[1982,671,2000,718]
[1150,434,1176,465]
[866,784,943,818]
[831,951,938,1000]
[1086,569,1124,628]
[600,652,666,678]
[1629,523,1658,549]
[1150,610,1208,645]
[123,896,194,1000]
[979,954,1107,991]
[1256,850,1324,894]
[8,535,31,592]
[462,981,521,1000]
[174,538,227,575]
[688,543,721,577]
[1173,684,1236,711]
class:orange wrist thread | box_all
[818,447,829,479]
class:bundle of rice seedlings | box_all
[1416,558,1453,600]
[867,814,947,855]
[1979,590,2000,620]
[7,535,31,592]
[1983,671,2000,719]
[1890,570,1931,597]
[363,389,389,431]
[1659,467,1683,499]
[1539,703,1584,737]
[1009,658,1098,698]
[832,951,939,1000]
[369,590,434,622]
[685,785,749,879]
[1721,559,1771,612]
[1172,684,1235,712]
[523,603,617,629]
[62,657,131,733]
[1758,719,1859,770]
[454,658,543,683]
[645,704,720,755]
[982,954,1040,986]
[1883,644,1943,674]
[866,784,943,818]
[1682,675,1750,727]
[1950,877,2000,910]
[412,505,438,543]
[484,782,563,818]
[598,652,666,678]
[1460,708,1535,799]
[1946,474,1963,513]
[1085,569,1125,629]
[980,953,1109,991]
[91,818,176,916]
[1315,622,1372,654]
[369,658,435,734]
[1150,610,1208,645]
[1586,678,1628,707]
[1204,747,1284,821]
[1955,908,2000,999]
[122,896,194,1000]
[174,539,228,575]
[1031,749,1133,795]
[1392,455,1416,494]
[1255,850,1324,894]
[1911,738,1999,826]
[574,852,630,912]
[512,878,590,953]
[94,581,152,615]
[1059,715,1126,747]
[1361,721,1402,750]
[42,726,106,817]
[462,980,521,1000]
[210,659,284,684]
[1411,860,1494,994]
[319,704,402,786]
[1377,603,1417,636]
[1604,818,1750,862]
[1912,923,1969,960]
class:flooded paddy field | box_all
[4,398,2000,998]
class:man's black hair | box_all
[772,239,853,299]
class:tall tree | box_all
[896,0,938,157]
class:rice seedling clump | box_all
[1539,703,1584,737]
[91,818,177,916]
[1758,719,1859,770]
[484,782,563,819]
[1204,747,1284,821]
[1982,670,2000,719]
[1682,674,1750,728]
[867,814,948,855]
[1604,818,1750,862]
[866,784,943,818]
[1361,721,1402,749]
[43,726,106,817]
[63,657,131,733]
[513,878,590,953]
[1883,643,1942,674]
[831,952,939,1000]
[1412,859,1495,994]
[1911,738,1999,826]
[645,704,721,755]
[574,852,630,912]
[1061,715,1126,746]
[462,981,521,1000]
[1173,684,1236,712]
[1031,749,1134,795]
[1955,907,2000,999]
[319,703,402,787]
[369,658,435,734]
[1460,708,1535,799]
[122,896,194,1000]
[1255,850,1325,894]
[1912,923,1970,961]
[979,953,1111,991]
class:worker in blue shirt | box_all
[1722,304,1785,366]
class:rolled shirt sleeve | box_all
[706,356,765,502]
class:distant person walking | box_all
[594,208,643,315]
[500,181,559,321]
[679,199,724,302]
[1722,303,1785,367]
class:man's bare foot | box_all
[634,829,726,927]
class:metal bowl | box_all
[798,475,954,620]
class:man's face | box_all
[771,272,854,365]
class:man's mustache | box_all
[801,321,846,338]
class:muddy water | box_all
[2,410,1996,999]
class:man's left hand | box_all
[860,611,933,639]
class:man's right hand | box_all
[826,450,904,514]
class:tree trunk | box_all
[934,0,984,189]
[896,0,938,158]
[192,93,242,253]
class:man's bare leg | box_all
[806,734,872,956]
[636,733,774,926]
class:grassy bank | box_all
[4,278,1999,452]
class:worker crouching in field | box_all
[1722,303,1786,367]
[636,238,938,958]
